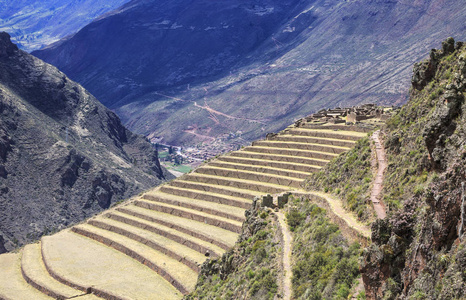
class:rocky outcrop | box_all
[412,37,463,91]
[420,39,466,170]
[0,32,173,252]
[0,32,18,56]
[0,235,6,254]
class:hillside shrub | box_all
[289,199,361,299]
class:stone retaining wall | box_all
[244,146,337,160]
[230,151,329,167]
[169,180,257,200]
[208,161,309,179]
[252,141,348,154]
[184,174,290,194]
[286,129,362,141]
[133,201,242,233]
[218,156,320,173]
[106,212,221,258]
[87,220,201,272]
[194,167,302,188]
[116,207,232,250]
[273,135,356,147]
[143,194,244,222]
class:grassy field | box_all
[161,161,192,174]
[158,151,169,159]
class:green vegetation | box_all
[305,137,374,222]
[172,164,192,174]
[158,151,169,159]
[288,197,361,299]
[161,161,192,174]
[381,46,466,211]
[186,208,279,299]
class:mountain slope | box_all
[0,0,129,51]
[0,32,172,253]
[34,0,309,108]
[359,38,466,299]
[34,0,466,147]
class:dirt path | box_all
[153,91,268,124]
[370,130,387,219]
[275,211,293,300]
[292,191,371,240]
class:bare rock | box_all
[0,235,7,254]
[0,32,18,58]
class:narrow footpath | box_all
[370,130,387,219]
[275,211,293,300]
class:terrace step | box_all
[229,151,329,167]
[70,224,197,295]
[87,217,206,272]
[169,180,261,200]
[42,230,183,299]
[194,166,304,188]
[252,140,350,154]
[285,128,366,141]
[242,146,338,161]
[272,134,356,148]
[183,173,293,194]
[217,156,322,173]
[21,243,96,299]
[0,252,53,300]
[105,210,225,257]
[208,160,311,179]
[301,124,373,133]
[133,199,243,233]
[143,191,246,222]
[158,185,252,209]
[116,205,237,250]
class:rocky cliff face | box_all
[0,32,172,253]
[0,0,130,51]
[361,38,466,299]
[33,0,466,147]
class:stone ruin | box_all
[254,192,291,210]
[294,103,398,127]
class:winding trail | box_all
[370,130,387,219]
[275,211,293,300]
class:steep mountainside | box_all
[360,38,466,299]
[0,0,129,51]
[0,32,172,253]
[34,0,466,147]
